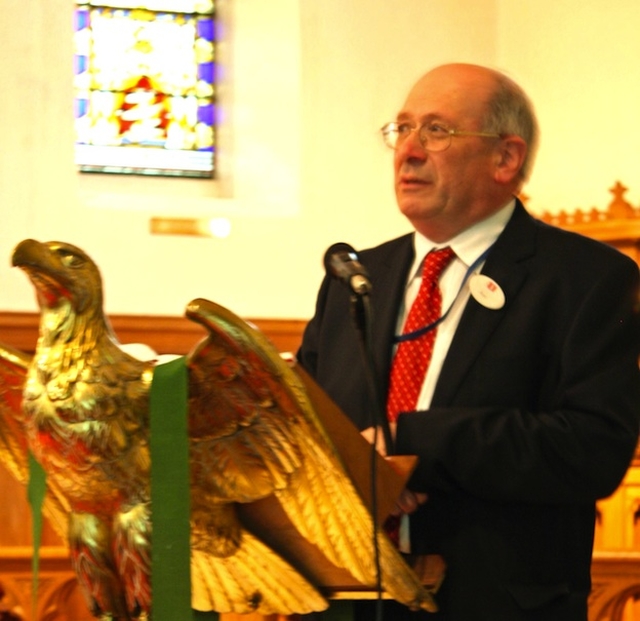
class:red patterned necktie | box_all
[386,246,455,423]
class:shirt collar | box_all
[412,198,516,277]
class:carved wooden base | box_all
[589,552,640,621]
[0,548,92,621]
[0,548,291,621]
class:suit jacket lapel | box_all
[367,234,415,394]
[431,201,538,406]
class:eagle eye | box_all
[57,250,84,268]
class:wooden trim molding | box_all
[536,180,640,266]
[0,312,307,356]
[589,552,640,621]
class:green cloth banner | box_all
[27,450,46,617]
[149,356,194,621]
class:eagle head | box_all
[12,239,104,316]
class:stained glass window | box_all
[74,1,215,178]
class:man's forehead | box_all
[398,68,495,121]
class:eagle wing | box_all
[0,342,70,538]
[185,298,436,614]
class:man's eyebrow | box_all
[395,112,448,123]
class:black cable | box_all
[350,293,392,621]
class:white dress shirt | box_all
[395,199,516,409]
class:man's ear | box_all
[493,136,527,185]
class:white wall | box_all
[0,0,638,322]
[496,0,640,213]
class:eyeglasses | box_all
[380,121,501,152]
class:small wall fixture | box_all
[150,217,231,238]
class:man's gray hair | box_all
[483,74,539,181]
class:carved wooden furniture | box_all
[539,181,640,265]
[538,182,640,621]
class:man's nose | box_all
[397,128,427,160]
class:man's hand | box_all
[360,424,393,456]
[393,488,428,516]
[361,426,428,514]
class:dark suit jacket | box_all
[297,201,640,621]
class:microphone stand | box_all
[349,292,394,455]
[349,291,393,621]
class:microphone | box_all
[323,242,372,295]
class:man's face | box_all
[393,65,504,242]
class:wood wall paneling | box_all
[0,312,307,356]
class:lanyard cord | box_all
[394,245,494,344]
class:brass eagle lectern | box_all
[0,239,442,619]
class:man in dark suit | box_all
[296,63,640,620]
